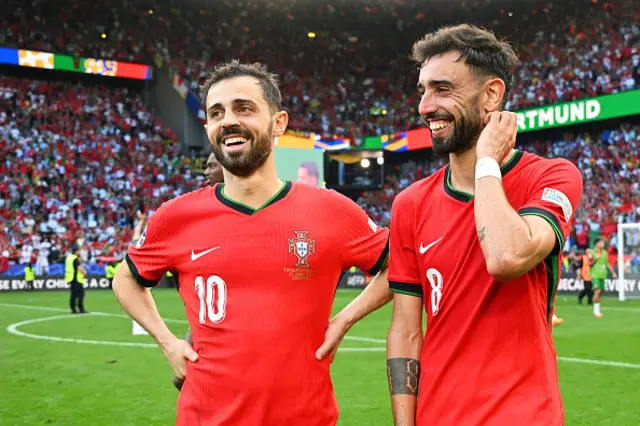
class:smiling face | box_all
[417,51,487,156]
[204,76,288,178]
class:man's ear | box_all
[482,78,506,113]
[272,111,289,137]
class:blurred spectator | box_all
[0,76,200,264]
[3,0,638,138]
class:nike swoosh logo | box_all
[419,238,443,255]
[191,246,221,261]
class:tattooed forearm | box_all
[477,226,487,242]
[387,358,420,395]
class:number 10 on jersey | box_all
[195,275,227,324]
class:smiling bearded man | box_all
[211,113,273,177]
[386,24,584,426]
[113,60,395,426]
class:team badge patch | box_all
[135,224,148,249]
[288,231,316,268]
[542,188,573,222]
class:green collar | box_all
[444,150,524,203]
[215,180,292,215]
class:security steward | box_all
[105,261,120,288]
[24,263,35,290]
[65,245,88,314]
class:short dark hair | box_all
[300,161,319,178]
[200,60,282,114]
[411,24,518,108]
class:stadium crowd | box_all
[0,77,199,269]
[144,0,640,138]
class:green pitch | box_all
[1,290,639,425]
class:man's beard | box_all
[431,101,482,157]
[212,122,273,178]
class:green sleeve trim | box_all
[544,254,560,326]
[519,207,565,254]
[389,281,423,298]
[391,288,423,298]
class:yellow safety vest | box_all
[106,262,122,279]
[65,254,85,284]
[24,266,35,281]
[106,265,115,279]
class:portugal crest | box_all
[288,231,316,268]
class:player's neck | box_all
[448,148,516,196]
[222,162,284,210]
[448,148,478,195]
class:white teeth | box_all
[224,137,249,145]
[429,121,451,130]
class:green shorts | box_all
[592,278,606,291]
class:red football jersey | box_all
[126,181,389,426]
[388,150,583,426]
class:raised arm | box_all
[387,293,423,426]
[474,112,583,282]
[475,179,558,281]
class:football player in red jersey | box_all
[386,25,583,426]
[113,60,392,425]
[172,151,224,391]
